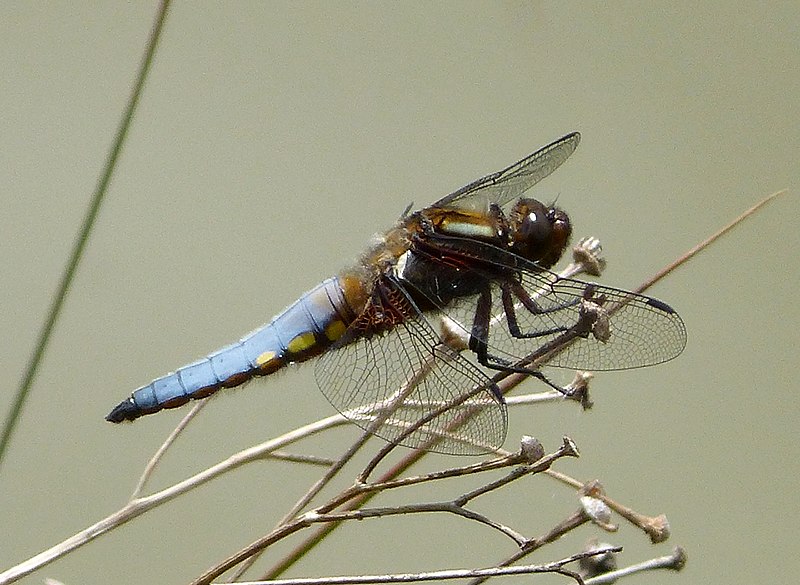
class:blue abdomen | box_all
[106,277,355,422]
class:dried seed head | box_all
[580,495,616,531]
[579,538,619,580]
[519,435,545,462]
[572,236,606,276]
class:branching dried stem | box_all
[2,191,789,585]
[191,438,579,585]
[465,509,593,585]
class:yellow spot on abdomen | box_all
[325,320,347,341]
[256,351,278,367]
[287,331,316,354]
[255,350,282,374]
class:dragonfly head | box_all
[508,198,572,269]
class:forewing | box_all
[433,132,580,211]
[315,279,508,455]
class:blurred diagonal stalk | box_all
[0,0,172,468]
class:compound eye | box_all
[510,199,550,260]
[518,201,553,246]
[510,198,572,268]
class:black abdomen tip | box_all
[106,399,142,423]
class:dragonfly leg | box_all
[469,286,563,378]
[468,286,520,370]
[500,282,569,339]
[467,284,592,403]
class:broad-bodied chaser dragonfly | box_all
[107,133,686,454]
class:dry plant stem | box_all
[451,437,578,502]
[633,189,788,294]
[280,425,374,523]
[262,390,564,580]
[267,452,336,466]
[230,426,382,580]
[193,440,577,584]
[362,437,576,504]
[131,399,207,498]
[224,548,621,585]
[268,385,563,543]
[466,509,592,585]
[0,414,353,585]
[312,502,527,546]
[231,391,556,579]
[260,455,427,581]
[583,547,686,585]
[546,472,669,543]
[235,359,466,579]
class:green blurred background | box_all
[1,2,798,584]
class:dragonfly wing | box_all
[421,239,686,373]
[315,277,507,455]
[484,270,687,371]
[433,132,580,210]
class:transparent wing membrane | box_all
[316,279,507,455]
[434,133,581,210]
[438,243,686,373]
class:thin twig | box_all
[583,547,686,584]
[467,509,592,585]
[194,439,576,584]
[546,473,670,543]
[634,189,788,295]
[227,548,621,585]
[131,399,206,499]
[267,452,336,467]
[229,424,380,580]
[455,438,578,504]
[307,502,527,546]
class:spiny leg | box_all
[468,282,587,398]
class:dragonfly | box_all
[107,132,686,455]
